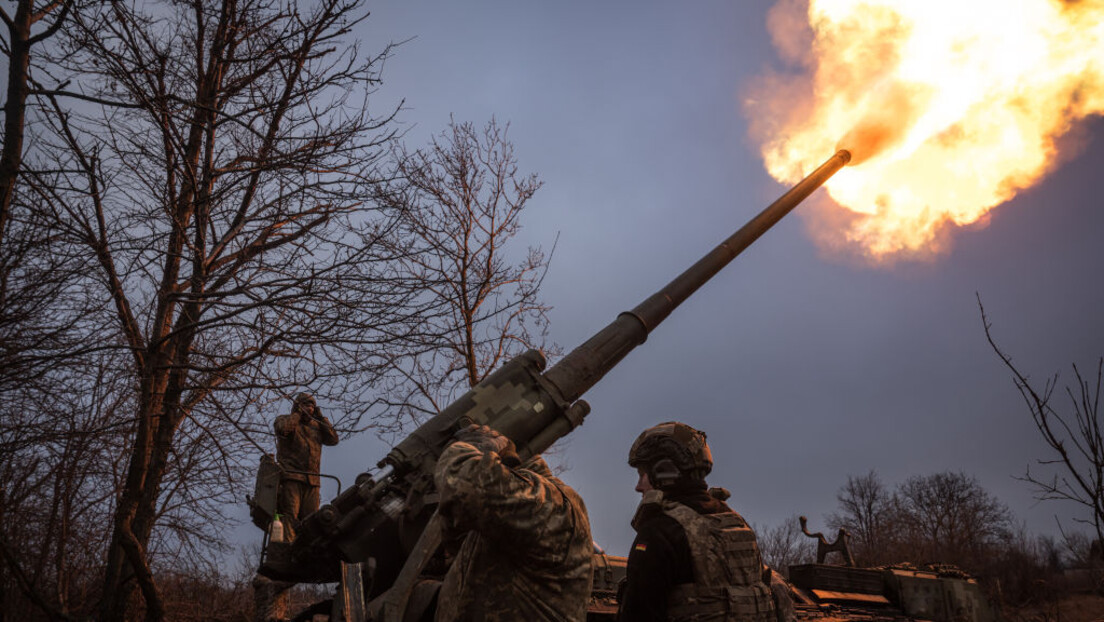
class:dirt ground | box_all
[1002,593,1104,622]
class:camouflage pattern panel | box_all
[386,350,571,479]
[663,502,776,622]
[665,583,776,622]
[885,568,997,622]
[434,442,593,621]
[665,504,764,587]
[936,575,996,622]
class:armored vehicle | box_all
[782,562,996,621]
[773,518,995,622]
[583,523,998,622]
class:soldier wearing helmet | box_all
[617,421,778,622]
[273,392,339,540]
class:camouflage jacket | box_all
[273,412,338,486]
[434,441,593,622]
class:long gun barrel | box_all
[544,149,852,404]
[258,149,851,597]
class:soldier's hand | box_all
[453,424,516,460]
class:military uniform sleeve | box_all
[434,441,561,546]
[617,514,692,622]
[274,414,295,436]
[316,411,339,446]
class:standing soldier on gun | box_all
[274,392,339,540]
[255,393,340,622]
[618,421,783,622]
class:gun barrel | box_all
[543,149,851,403]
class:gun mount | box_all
[800,515,857,566]
[256,150,852,612]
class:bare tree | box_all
[828,470,894,565]
[2,4,561,620]
[0,0,72,246]
[892,471,1013,570]
[980,298,1104,558]
[15,0,424,618]
[826,469,1013,573]
[755,514,815,576]
[0,353,130,620]
[0,0,99,401]
[376,117,557,427]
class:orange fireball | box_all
[747,0,1104,258]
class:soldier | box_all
[255,393,340,622]
[434,424,594,621]
[618,421,778,622]
[273,392,339,539]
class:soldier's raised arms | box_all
[272,393,339,538]
[433,424,593,621]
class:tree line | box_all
[0,0,553,619]
[757,469,1103,612]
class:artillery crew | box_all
[618,421,778,622]
[434,424,594,621]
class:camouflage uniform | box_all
[255,394,338,622]
[273,394,338,538]
[620,422,777,622]
[434,434,594,621]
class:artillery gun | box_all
[249,151,852,621]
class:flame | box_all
[746,0,1104,258]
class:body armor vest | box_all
[662,501,776,622]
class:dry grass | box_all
[1003,593,1104,622]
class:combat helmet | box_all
[628,421,713,489]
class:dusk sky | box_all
[239,2,1104,558]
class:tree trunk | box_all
[0,0,33,254]
[100,251,206,621]
[99,387,163,622]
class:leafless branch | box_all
[979,294,1104,557]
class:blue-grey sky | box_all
[266,1,1104,558]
